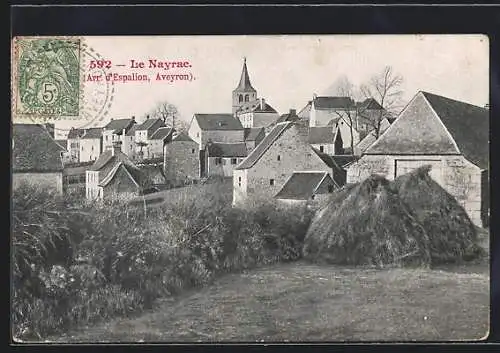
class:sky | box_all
[15,35,488,139]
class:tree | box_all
[360,66,404,139]
[330,75,359,154]
[146,101,190,133]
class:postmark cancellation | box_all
[13,37,81,117]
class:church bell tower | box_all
[232,57,257,115]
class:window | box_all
[196,132,200,138]
[91,145,94,151]
[222,159,227,165]
[215,157,222,165]
[311,195,315,200]
[277,155,281,161]
[231,158,237,165]
[328,185,334,193]
[239,94,243,103]
[191,148,195,153]
[81,146,84,151]
[270,179,275,186]
[238,176,242,187]
[319,146,324,153]
[245,94,249,102]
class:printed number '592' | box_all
[89,60,112,69]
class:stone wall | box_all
[164,140,200,183]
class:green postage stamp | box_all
[13,37,81,116]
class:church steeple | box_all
[235,57,256,92]
[232,57,258,115]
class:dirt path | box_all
[50,262,489,343]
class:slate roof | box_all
[354,118,391,154]
[276,110,301,124]
[244,127,264,141]
[104,118,135,134]
[172,132,196,143]
[313,96,355,110]
[308,127,334,144]
[234,58,256,92]
[67,128,85,139]
[235,122,294,170]
[356,98,383,111]
[12,124,65,173]
[206,142,248,158]
[332,155,359,168]
[275,172,333,200]
[98,162,145,188]
[55,140,67,151]
[236,99,277,114]
[81,128,103,139]
[194,114,244,131]
[126,125,137,137]
[135,118,165,135]
[150,127,174,141]
[366,91,489,170]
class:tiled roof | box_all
[104,118,135,134]
[244,127,264,141]
[12,124,65,172]
[235,122,294,170]
[172,132,196,143]
[236,99,277,114]
[308,127,334,144]
[366,91,489,170]
[194,114,244,131]
[234,58,256,92]
[313,96,355,110]
[89,149,136,172]
[206,142,248,158]
[135,118,166,135]
[81,128,103,139]
[150,127,174,140]
[275,172,333,200]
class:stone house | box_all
[102,117,136,153]
[274,171,337,209]
[148,127,174,159]
[346,91,489,227]
[67,128,103,163]
[188,113,245,151]
[232,121,333,206]
[123,125,137,159]
[243,127,265,153]
[86,141,149,201]
[12,124,65,195]
[236,98,279,129]
[308,127,336,155]
[134,117,166,160]
[205,142,248,178]
[164,132,200,184]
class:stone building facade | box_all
[164,133,200,184]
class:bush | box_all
[12,180,313,340]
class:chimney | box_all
[260,98,265,110]
[146,115,150,119]
[111,140,122,156]
[290,109,296,116]
[313,93,317,100]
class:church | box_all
[232,58,280,129]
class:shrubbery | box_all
[12,182,313,340]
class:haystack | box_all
[393,165,483,264]
[303,175,431,267]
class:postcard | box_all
[11,34,489,343]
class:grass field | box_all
[48,257,489,343]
